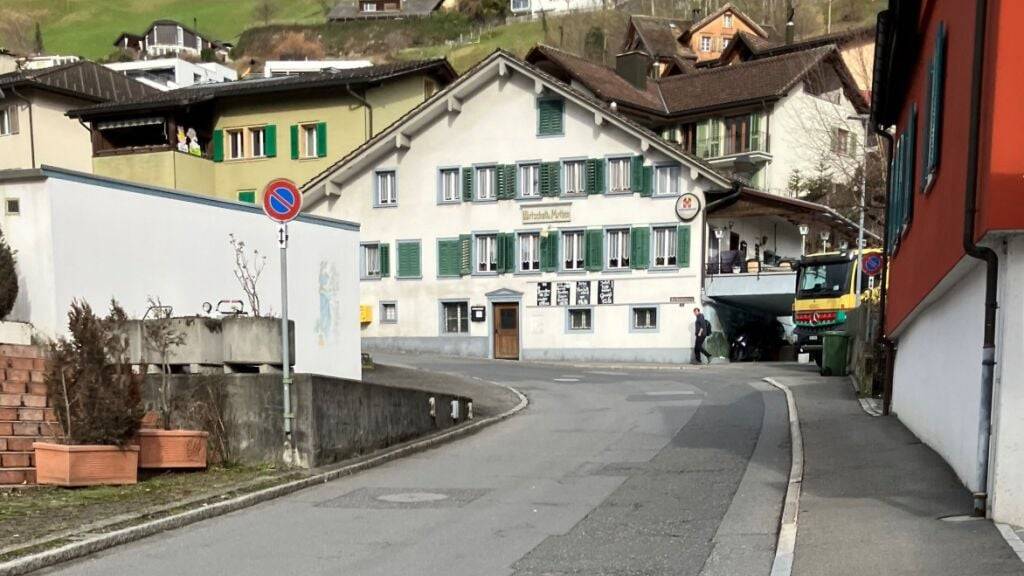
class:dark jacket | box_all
[695,313,710,338]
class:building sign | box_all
[537,282,552,306]
[471,306,486,322]
[576,281,591,305]
[556,282,571,306]
[675,193,701,222]
[598,280,614,304]
[522,203,571,224]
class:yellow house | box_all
[70,60,456,203]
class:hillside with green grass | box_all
[0,0,328,59]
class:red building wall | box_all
[885,0,980,334]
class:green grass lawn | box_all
[2,0,328,60]
[398,19,545,72]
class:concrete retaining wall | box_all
[143,373,470,468]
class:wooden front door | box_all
[493,303,520,360]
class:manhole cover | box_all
[376,492,449,503]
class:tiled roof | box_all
[726,25,874,60]
[69,59,456,117]
[628,15,692,59]
[526,45,664,112]
[0,60,158,103]
[658,46,835,113]
[328,0,443,20]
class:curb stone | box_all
[996,524,1024,564]
[763,377,804,576]
[0,381,528,576]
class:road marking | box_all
[553,378,580,382]
[763,377,804,576]
[376,492,449,503]
[586,370,632,376]
[643,391,697,397]
[996,523,1024,564]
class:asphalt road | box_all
[43,356,790,576]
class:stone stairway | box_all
[0,344,56,485]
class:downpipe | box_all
[872,126,895,411]
[964,0,998,517]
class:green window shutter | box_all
[212,129,224,162]
[585,229,603,272]
[904,105,917,230]
[379,243,391,277]
[926,22,945,180]
[677,225,691,268]
[462,168,473,202]
[585,159,605,195]
[509,164,518,198]
[541,162,560,196]
[537,98,564,136]
[497,165,516,200]
[749,113,761,151]
[459,234,472,276]
[540,233,557,272]
[289,124,299,160]
[397,241,421,278]
[585,159,597,194]
[696,121,708,157]
[594,158,605,193]
[499,233,515,273]
[630,155,644,192]
[630,227,650,269]
[495,233,508,273]
[315,122,327,158]
[639,166,654,197]
[438,239,460,277]
[264,124,277,158]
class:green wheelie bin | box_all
[820,332,850,376]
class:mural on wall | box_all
[315,260,341,347]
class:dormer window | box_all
[723,13,733,28]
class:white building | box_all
[262,60,372,78]
[508,0,603,17]
[105,58,237,91]
[304,51,732,363]
[0,166,361,380]
[18,55,81,70]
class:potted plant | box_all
[135,300,209,469]
[35,300,144,486]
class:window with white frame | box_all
[476,234,497,272]
[654,164,681,196]
[568,308,592,331]
[442,302,469,334]
[833,127,852,155]
[723,13,733,28]
[381,302,397,323]
[519,163,540,198]
[440,168,460,202]
[518,232,540,272]
[700,36,712,52]
[632,306,658,330]
[563,160,586,195]
[0,107,15,136]
[5,198,20,215]
[227,129,245,160]
[376,171,397,206]
[653,226,677,267]
[301,123,318,158]
[361,243,381,278]
[250,126,266,158]
[608,157,631,193]
[476,166,496,200]
[511,0,530,11]
[606,228,630,269]
[563,230,585,271]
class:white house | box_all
[508,0,603,17]
[106,58,237,91]
[303,51,733,363]
[0,167,361,380]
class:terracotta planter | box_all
[33,442,139,487]
[136,429,208,469]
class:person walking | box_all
[692,307,712,365]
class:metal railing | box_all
[696,131,770,159]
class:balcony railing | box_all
[696,131,770,159]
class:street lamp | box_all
[820,230,831,253]
[799,224,809,255]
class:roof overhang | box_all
[302,51,732,206]
[707,186,879,241]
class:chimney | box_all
[692,7,701,21]
[616,51,651,90]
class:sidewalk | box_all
[773,368,1024,575]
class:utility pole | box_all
[849,114,870,306]
[827,0,832,33]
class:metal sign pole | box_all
[279,223,293,439]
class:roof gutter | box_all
[964,0,998,518]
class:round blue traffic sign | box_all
[862,253,883,277]
[262,179,303,223]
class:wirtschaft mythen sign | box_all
[522,203,571,224]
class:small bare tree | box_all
[229,234,267,316]
[253,0,277,26]
[143,297,186,430]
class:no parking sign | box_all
[262,178,303,224]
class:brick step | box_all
[0,392,48,408]
[0,344,46,359]
[0,436,56,451]
[0,450,34,468]
[0,467,36,485]
[0,421,60,437]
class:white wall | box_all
[0,169,361,380]
[992,236,1024,525]
[769,82,864,196]
[310,68,713,362]
[0,90,94,172]
[707,215,804,263]
[891,260,985,492]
